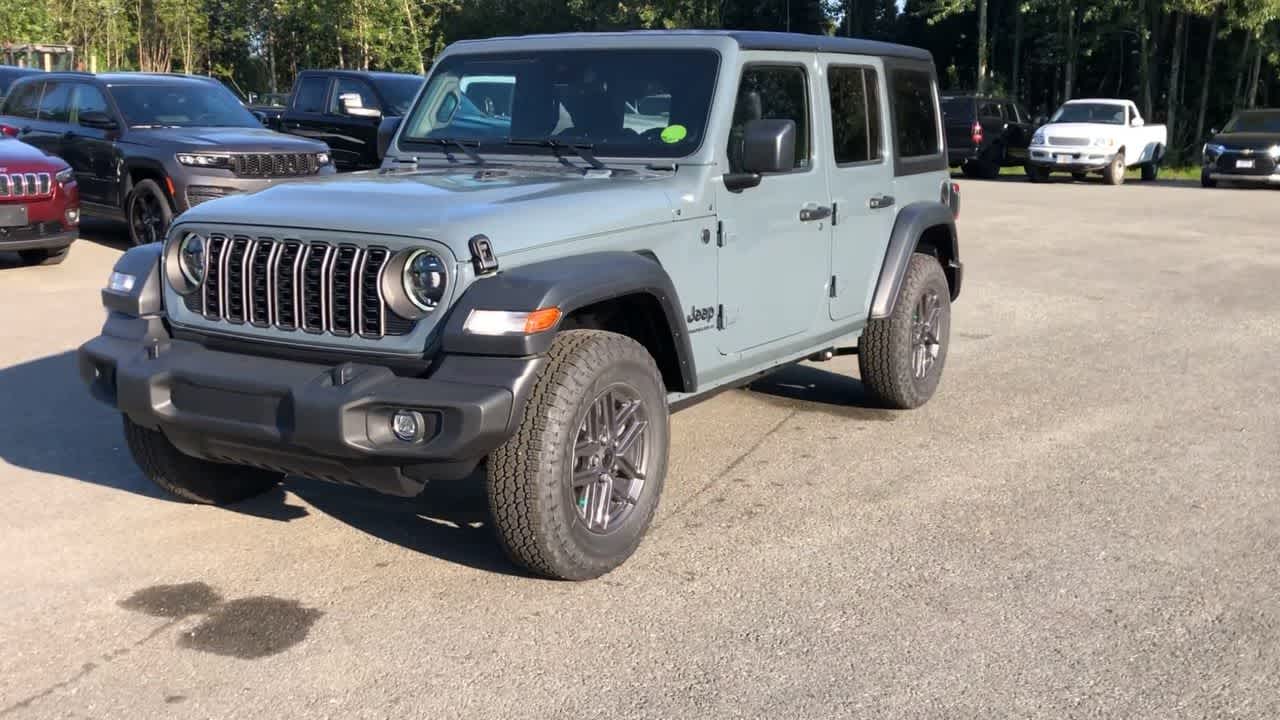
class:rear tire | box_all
[857,253,952,410]
[1141,162,1159,182]
[1071,172,1088,182]
[18,246,70,266]
[1103,154,1126,185]
[126,179,173,246]
[123,416,281,504]
[487,330,669,580]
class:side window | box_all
[330,77,379,114]
[978,101,1002,119]
[828,65,883,165]
[728,65,810,173]
[3,81,42,119]
[72,84,110,125]
[1003,102,1021,123]
[37,82,73,123]
[890,69,941,158]
[293,76,329,113]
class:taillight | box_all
[970,121,983,145]
[0,124,18,138]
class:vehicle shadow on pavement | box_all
[746,363,897,420]
[0,350,167,498]
[279,474,529,577]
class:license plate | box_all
[0,205,28,228]
[1056,154,1072,164]
[1236,159,1255,169]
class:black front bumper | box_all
[0,225,77,252]
[79,315,543,497]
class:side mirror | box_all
[377,116,402,160]
[1209,127,1219,137]
[79,111,119,131]
[725,118,796,191]
[340,93,382,119]
[1131,117,1145,127]
[252,110,268,125]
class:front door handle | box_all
[799,204,832,222]
[869,195,896,210]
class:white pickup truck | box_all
[1026,99,1167,184]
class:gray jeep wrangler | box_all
[80,31,962,580]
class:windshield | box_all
[399,49,720,159]
[1223,111,1280,134]
[373,75,425,116]
[110,83,260,128]
[1050,103,1126,125]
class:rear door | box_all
[24,81,72,157]
[941,97,975,154]
[1002,100,1031,162]
[822,58,895,322]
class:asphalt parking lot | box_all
[1,177,1278,719]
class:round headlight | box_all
[402,250,447,312]
[178,232,206,286]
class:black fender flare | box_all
[441,251,696,391]
[869,201,960,319]
[123,158,176,210]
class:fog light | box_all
[107,272,136,293]
[64,208,80,226]
[391,409,424,442]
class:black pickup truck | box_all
[278,70,424,171]
[942,94,1038,179]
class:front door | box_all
[716,60,832,355]
[325,76,383,170]
[64,83,121,206]
[821,59,896,322]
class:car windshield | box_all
[398,49,720,159]
[110,82,260,128]
[1223,111,1280,134]
[373,76,425,116]
[1050,102,1126,125]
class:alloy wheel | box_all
[131,192,165,245]
[911,288,943,380]
[571,384,651,534]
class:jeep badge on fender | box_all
[79,31,961,581]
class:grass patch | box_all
[986,164,1200,180]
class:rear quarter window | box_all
[890,69,941,158]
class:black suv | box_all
[0,72,335,245]
[942,94,1037,178]
[1201,108,1280,188]
[279,70,424,170]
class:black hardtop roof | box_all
[450,30,933,63]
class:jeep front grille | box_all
[0,172,52,198]
[230,153,322,178]
[187,235,405,338]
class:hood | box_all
[1210,132,1280,151]
[0,138,69,171]
[126,126,328,153]
[178,164,683,261]
[1039,122,1121,138]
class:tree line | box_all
[3,0,1277,160]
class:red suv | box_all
[0,136,79,266]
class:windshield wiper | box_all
[410,137,485,165]
[506,138,606,170]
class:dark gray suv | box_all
[0,72,335,245]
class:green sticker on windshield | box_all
[660,124,688,144]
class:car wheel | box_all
[1141,162,1159,182]
[960,161,983,179]
[18,246,70,266]
[487,330,669,581]
[1103,154,1126,185]
[126,179,174,246]
[1026,165,1050,183]
[857,253,952,410]
[1071,171,1088,182]
[123,416,282,504]
[1201,170,1217,188]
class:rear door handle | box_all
[799,204,832,222]
[869,195,895,210]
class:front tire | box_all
[1026,165,1050,183]
[857,253,952,410]
[123,416,281,504]
[18,246,70,266]
[1103,154,1126,185]
[487,330,669,580]
[126,179,174,246]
